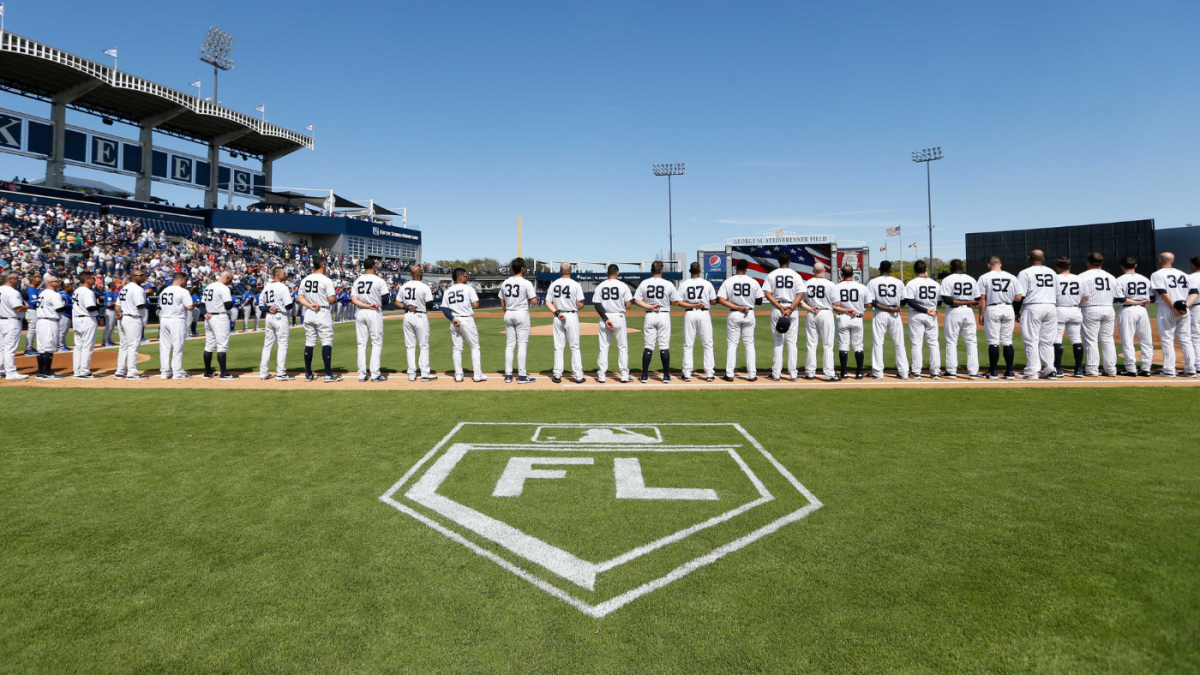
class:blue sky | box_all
[1,0,1197,264]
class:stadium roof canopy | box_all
[262,190,364,210]
[0,32,313,159]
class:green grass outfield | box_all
[47,309,1176,376]
[2,387,1198,673]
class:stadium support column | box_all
[45,80,101,188]
[206,129,250,208]
[134,107,184,202]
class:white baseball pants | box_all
[158,317,187,378]
[770,308,799,379]
[303,309,334,347]
[643,312,671,351]
[117,316,143,376]
[908,312,940,375]
[1191,307,1200,370]
[836,314,865,352]
[450,316,481,378]
[1056,306,1083,345]
[805,310,835,378]
[260,312,290,377]
[726,310,757,377]
[983,305,1015,346]
[681,310,713,379]
[205,314,232,353]
[72,316,96,376]
[356,308,384,379]
[943,306,978,376]
[598,314,629,380]
[404,313,432,378]
[1081,306,1116,376]
[1021,304,1058,377]
[36,318,58,355]
[1,318,20,378]
[1118,306,1153,373]
[871,311,908,377]
[1157,309,1195,376]
[552,313,583,379]
[503,310,531,377]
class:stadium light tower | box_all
[652,163,686,269]
[198,27,234,103]
[911,147,943,271]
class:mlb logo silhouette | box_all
[380,423,822,617]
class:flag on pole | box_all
[254,105,265,113]
[104,48,118,58]
[304,124,314,132]
[190,80,202,88]
[1,4,6,17]
[886,226,901,238]
[908,241,918,249]
[879,246,886,253]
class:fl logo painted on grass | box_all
[379,423,822,617]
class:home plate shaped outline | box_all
[379,423,823,618]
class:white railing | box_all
[0,32,313,152]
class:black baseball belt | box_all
[688,307,709,312]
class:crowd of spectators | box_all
[0,197,414,310]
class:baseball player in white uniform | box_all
[499,258,537,383]
[442,268,486,382]
[677,262,716,382]
[939,259,980,379]
[399,266,437,382]
[1077,252,1118,377]
[976,256,1019,379]
[1115,257,1154,376]
[0,273,28,380]
[716,258,764,381]
[593,264,634,383]
[156,272,193,380]
[201,270,238,380]
[33,275,65,380]
[102,281,118,345]
[904,260,942,379]
[833,265,869,379]
[114,271,148,380]
[298,257,341,383]
[1052,257,1085,378]
[546,263,585,383]
[70,272,99,379]
[633,260,680,383]
[1014,250,1058,380]
[1149,252,1196,377]
[352,259,390,383]
[866,261,909,379]
[801,262,837,381]
[764,251,804,381]
[259,267,295,381]
[1189,256,1200,371]
[57,280,72,352]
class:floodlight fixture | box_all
[911,146,945,270]
[199,27,235,102]
[653,163,687,266]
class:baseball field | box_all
[2,314,1198,674]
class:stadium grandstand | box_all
[0,30,422,280]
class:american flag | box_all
[729,244,832,283]
[886,226,901,238]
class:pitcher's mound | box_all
[502,322,642,336]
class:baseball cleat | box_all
[1161,372,1177,378]
[769,374,781,382]
[126,373,148,381]
[409,373,418,382]
[911,373,921,379]
[324,374,343,383]
[422,375,439,382]
[1187,373,1199,379]
[705,375,715,382]
[1138,370,1151,377]
[573,377,586,384]
[944,371,957,379]
[680,375,691,382]
[6,373,30,380]
[930,373,940,380]
[454,374,464,383]
[473,375,488,382]
[372,375,389,382]
[855,373,865,380]
[35,373,60,380]
[160,374,172,380]
[722,375,735,382]
[220,373,240,380]
[75,373,97,380]
[662,375,672,384]
[261,374,274,380]
[804,374,815,380]
[358,376,370,382]
[517,375,534,383]
[1004,372,1015,380]
[305,373,317,382]
[967,373,978,380]
[551,375,562,383]
[596,377,606,383]
[505,375,513,383]
[276,374,294,381]
[639,376,649,383]
[1055,369,1065,377]
[897,374,910,380]
[1073,371,1084,378]
[747,376,758,382]
[202,372,216,379]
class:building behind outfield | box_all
[964,219,1156,277]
